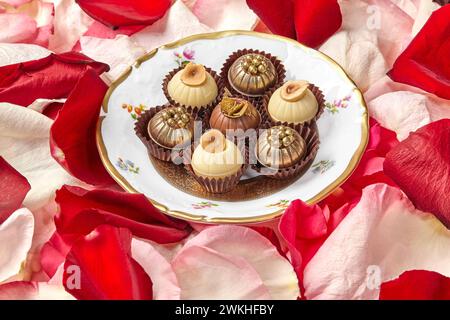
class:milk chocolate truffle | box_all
[167,62,219,108]
[268,80,318,124]
[256,126,306,169]
[209,96,261,135]
[228,53,277,96]
[191,129,244,179]
[148,106,193,150]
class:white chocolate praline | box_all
[191,133,244,179]
[167,66,218,108]
[268,82,318,124]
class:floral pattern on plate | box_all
[325,94,352,114]
[117,158,140,174]
[122,103,147,120]
[174,47,195,67]
[192,201,219,209]
[312,160,335,174]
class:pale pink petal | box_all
[303,184,450,300]
[183,0,257,31]
[0,43,51,67]
[320,30,387,91]
[1,0,33,7]
[0,281,74,300]
[0,13,37,43]
[172,246,271,299]
[80,35,146,82]
[411,0,440,36]
[0,208,34,283]
[369,91,431,140]
[0,103,80,210]
[178,226,299,300]
[3,0,55,46]
[339,0,414,66]
[9,0,54,28]
[130,0,211,51]
[131,238,181,300]
[48,0,94,53]
[365,76,450,122]
[28,98,66,113]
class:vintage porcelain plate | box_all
[97,30,369,224]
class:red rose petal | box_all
[63,225,153,300]
[384,119,450,228]
[322,119,399,212]
[75,0,171,28]
[294,0,342,48]
[0,157,31,224]
[0,281,37,300]
[40,232,71,278]
[246,0,296,38]
[49,68,116,187]
[388,5,450,99]
[278,201,328,281]
[0,52,109,107]
[251,226,284,256]
[55,185,191,243]
[380,270,450,300]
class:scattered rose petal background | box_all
[0,0,449,300]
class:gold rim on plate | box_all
[96,30,369,224]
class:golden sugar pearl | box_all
[242,61,249,70]
[161,111,170,120]
[284,128,293,136]
[177,120,186,128]
[173,113,180,121]
[181,114,190,123]
[167,118,176,127]
[175,107,185,114]
[278,131,286,139]
[248,65,258,75]
[257,65,266,73]
[252,58,260,66]
[282,136,293,147]
[256,54,264,61]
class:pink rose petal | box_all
[0,103,79,210]
[176,226,299,299]
[0,281,74,300]
[0,208,34,283]
[0,43,51,67]
[80,35,146,82]
[339,0,414,66]
[0,13,37,43]
[320,30,387,91]
[48,0,94,53]
[369,91,431,140]
[130,1,211,50]
[131,238,181,300]
[303,184,450,300]
[184,0,257,31]
[172,246,271,300]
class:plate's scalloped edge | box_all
[97,30,370,225]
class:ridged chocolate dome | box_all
[147,106,193,150]
[228,53,277,96]
[256,126,306,169]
